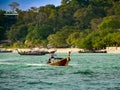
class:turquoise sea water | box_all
[0,52,120,90]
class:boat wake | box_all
[25,63,48,66]
[0,62,16,65]
[69,64,80,66]
[0,62,79,67]
[0,62,48,66]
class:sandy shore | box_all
[3,47,120,53]
[48,48,81,53]
[9,48,81,53]
[106,47,120,53]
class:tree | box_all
[7,25,28,43]
[67,32,80,46]
[36,12,48,25]
[114,32,120,46]
[61,0,71,5]
[67,31,86,47]
[26,24,53,46]
[9,2,19,13]
[90,18,102,30]
[48,26,75,47]
[98,15,120,30]
[0,26,5,40]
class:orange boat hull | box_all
[48,58,70,66]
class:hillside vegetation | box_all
[0,0,120,50]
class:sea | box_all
[0,52,120,90]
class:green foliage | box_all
[67,31,87,47]
[98,15,120,30]
[0,0,120,48]
[26,25,53,46]
[113,32,120,46]
[103,32,120,47]
[7,25,28,43]
[67,32,80,46]
[0,26,5,40]
[48,26,75,47]
[90,18,102,30]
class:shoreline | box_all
[9,48,81,53]
[1,47,120,53]
[106,47,120,54]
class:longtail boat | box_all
[0,49,12,53]
[16,49,47,55]
[47,51,71,66]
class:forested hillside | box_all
[0,0,120,50]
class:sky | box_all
[0,0,62,11]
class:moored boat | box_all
[0,49,12,53]
[78,49,107,53]
[16,49,48,55]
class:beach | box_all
[106,47,120,53]
[2,47,120,54]
[7,48,81,53]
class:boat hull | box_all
[48,58,70,66]
[18,52,46,55]
[16,49,47,56]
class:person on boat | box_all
[66,51,71,61]
[50,52,56,59]
[48,52,56,63]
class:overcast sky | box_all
[0,0,61,11]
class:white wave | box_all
[0,62,16,65]
[69,64,80,66]
[25,63,48,66]
[0,62,79,67]
[0,62,48,66]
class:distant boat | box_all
[0,49,12,53]
[78,49,107,53]
[16,49,48,55]
[47,51,71,66]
